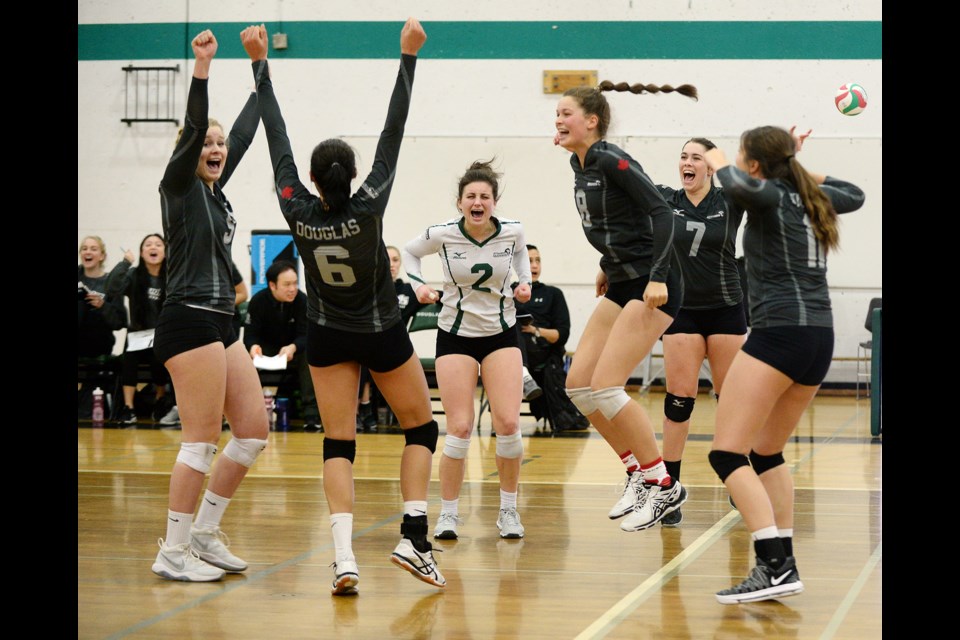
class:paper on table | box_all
[254,354,288,371]
[126,329,155,352]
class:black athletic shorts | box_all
[153,304,238,364]
[742,326,834,386]
[306,319,414,372]
[604,270,682,318]
[436,326,520,363]
[663,302,748,337]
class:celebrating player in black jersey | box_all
[654,138,748,526]
[704,126,865,604]
[554,82,696,532]
[241,20,445,595]
[150,29,269,583]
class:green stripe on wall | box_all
[78,21,881,61]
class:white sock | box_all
[194,490,230,530]
[522,366,532,378]
[165,509,194,547]
[330,513,354,562]
[404,500,428,518]
[751,525,779,541]
[441,498,459,516]
[500,489,518,511]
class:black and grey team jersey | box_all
[160,78,258,315]
[657,185,745,310]
[716,166,865,328]
[252,55,417,333]
[567,140,675,283]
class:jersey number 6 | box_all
[310,245,357,287]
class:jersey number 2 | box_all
[472,263,493,292]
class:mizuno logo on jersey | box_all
[707,211,725,219]
[673,209,686,216]
[451,252,466,260]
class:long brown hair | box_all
[562,81,698,139]
[740,126,839,253]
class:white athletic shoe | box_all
[620,481,687,532]
[330,559,359,596]
[190,526,248,572]
[433,512,462,540]
[390,538,446,588]
[497,508,525,539]
[151,538,225,582]
[608,471,645,519]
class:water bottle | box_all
[275,398,290,431]
[92,387,105,427]
[263,389,276,430]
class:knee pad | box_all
[404,420,439,453]
[566,387,596,416]
[664,393,696,423]
[593,386,631,420]
[176,442,217,474]
[708,449,750,482]
[323,437,357,463]
[749,450,785,475]
[442,434,471,460]
[222,437,267,468]
[495,431,523,459]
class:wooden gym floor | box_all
[78,390,882,639]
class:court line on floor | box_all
[577,403,876,639]
[574,510,742,639]
[103,515,400,640]
[819,541,882,640]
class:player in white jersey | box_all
[403,160,533,541]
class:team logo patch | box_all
[617,159,629,171]
[281,185,294,199]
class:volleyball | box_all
[835,83,868,116]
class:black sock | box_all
[780,536,793,557]
[754,537,787,570]
[665,460,682,483]
[401,514,430,552]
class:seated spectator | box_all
[78,235,127,358]
[78,235,127,418]
[514,244,588,431]
[243,260,321,430]
[105,234,173,425]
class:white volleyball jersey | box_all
[403,217,531,337]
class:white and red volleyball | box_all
[835,83,868,116]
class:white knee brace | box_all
[176,442,217,474]
[495,431,523,459]
[223,437,268,468]
[593,386,631,420]
[442,434,471,460]
[566,386,597,416]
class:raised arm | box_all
[161,30,218,195]
[353,18,426,216]
[241,24,314,215]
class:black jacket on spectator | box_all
[243,287,308,356]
